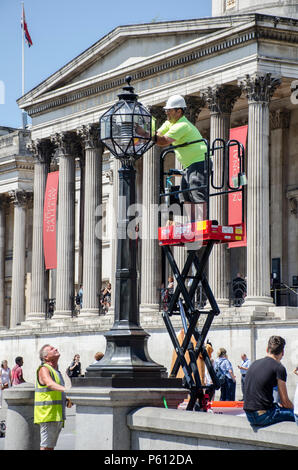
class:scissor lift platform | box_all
[158,220,245,247]
[158,138,246,411]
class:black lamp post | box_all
[83,76,177,387]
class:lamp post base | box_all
[82,325,169,382]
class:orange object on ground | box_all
[210,401,245,416]
[211,401,243,408]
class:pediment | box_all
[18,17,248,107]
[65,34,204,86]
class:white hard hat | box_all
[163,95,187,110]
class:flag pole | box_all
[21,2,27,128]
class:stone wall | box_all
[128,407,298,450]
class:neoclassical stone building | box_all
[0,0,297,393]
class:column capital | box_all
[50,131,82,159]
[27,138,54,165]
[8,190,31,207]
[204,84,241,114]
[148,105,165,129]
[239,73,281,104]
[77,124,101,150]
[184,95,205,124]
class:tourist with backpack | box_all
[214,348,236,401]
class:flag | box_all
[21,5,33,47]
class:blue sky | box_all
[0,0,212,128]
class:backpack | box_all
[75,294,81,305]
[214,361,226,385]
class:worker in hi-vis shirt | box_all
[137,94,207,222]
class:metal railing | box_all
[271,282,298,307]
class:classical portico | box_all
[11,11,297,324]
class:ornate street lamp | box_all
[100,76,154,163]
[83,76,176,387]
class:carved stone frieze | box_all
[239,73,281,104]
[203,85,241,114]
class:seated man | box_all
[137,95,207,222]
[243,335,295,428]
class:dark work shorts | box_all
[179,161,206,203]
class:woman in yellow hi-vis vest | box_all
[34,344,71,450]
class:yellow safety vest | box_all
[34,363,64,424]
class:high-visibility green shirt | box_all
[34,363,65,424]
[158,116,207,168]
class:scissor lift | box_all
[158,138,246,411]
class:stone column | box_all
[51,132,79,318]
[77,124,102,317]
[9,190,29,328]
[239,73,281,308]
[269,110,290,286]
[205,85,241,308]
[26,139,52,321]
[0,195,6,327]
[140,106,164,317]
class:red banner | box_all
[228,125,247,248]
[43,171,59,269]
